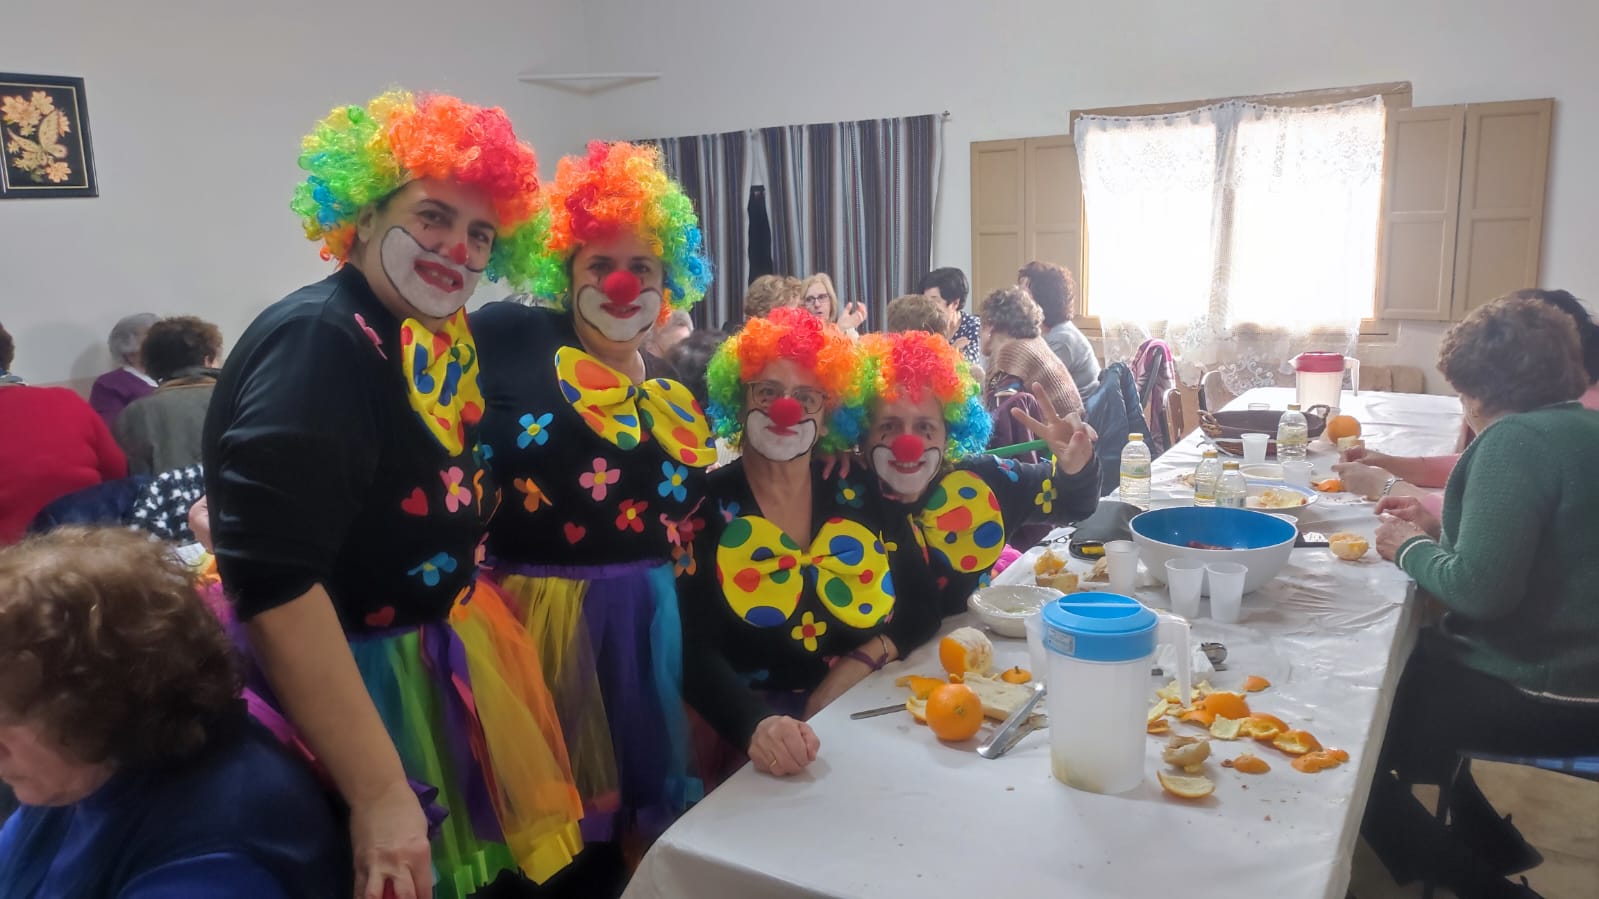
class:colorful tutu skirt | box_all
[207,577,583,899]
[491,559,700,844]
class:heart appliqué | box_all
[364,606,396,628]
[401,488,429,516]
[563,523,587,544]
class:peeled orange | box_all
[925,683,984,742]
[1000,666,1032,684]
[938,627,994,676]
[1326,415,1362,442]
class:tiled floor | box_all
[1348,760,1599,898]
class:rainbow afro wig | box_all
[290,90,544,290]
[706,307,867,454]
[529,141,712,317]
[859,330,991,460]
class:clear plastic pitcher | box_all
[1043,595,1190,794]
[1291,352,1359,413]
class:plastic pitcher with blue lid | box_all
[1043,594,1191,794]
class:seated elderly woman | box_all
[799,272,867,336]
[1361,296,1599,896]
[114,315,223,475]
[0,322,127,543]
[979,286,1083,418]
[88,313,159,426]
[856,330,1100,627]
[886,293,952,339]
[1335,288,1599,514]
[0,527,346,897]
[683,307,897,779]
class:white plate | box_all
[1243,481,1319,514]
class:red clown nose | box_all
[891,433,925,463]
[603,270,642,303]
[447,243,469,265]
[767,396,804,429]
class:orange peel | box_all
[1272,729,1323,756]
[1197,691,1251,721]
[1223,753,1271,774]
[1242,675,1271,693]
[1000,666,1032,685]
[1291,749,1349,773]
[894,675,947,700]
[1157,769,1215,800]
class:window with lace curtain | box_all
[1073,97,1387,391]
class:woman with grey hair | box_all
[88,312,159,425]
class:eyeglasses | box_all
[746,380,829,415]
[802,293,832,307]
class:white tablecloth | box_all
[625,388,1464,899]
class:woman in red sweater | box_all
[0,323,128,542]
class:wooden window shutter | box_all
[1450,99,1553,317]
[970,139,1025,300]
[1024,136,1087,313]
[1376,105,1466,322]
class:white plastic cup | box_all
[1282,460,1315,489]
[1240,432,1270,464]
[1165,558,1206,619]
[1024,609,1047,673]
[1105,540,1138,594]
[1206,561,1248,623]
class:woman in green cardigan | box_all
[1363,295,1599,899]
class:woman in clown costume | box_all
[202,91,582,899]
[472,142,713,869]
[854,330,1101,644]
[681,307,919,780]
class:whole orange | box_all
[1326,414,1361,442]
[925,683,984,742]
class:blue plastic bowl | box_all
[1129,506,1297,594]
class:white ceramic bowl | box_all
[968,585,1062,638]
[1130,507,1296,595]
[1244,481,1319,515]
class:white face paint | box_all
[574,283,664,344]
[871,443,944,499]
[744,408,820,462]
[378,225,483,319]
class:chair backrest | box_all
[1163,386,1186,447]
[1200,370,1236,412]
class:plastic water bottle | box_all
[1120,433,1151,509]
[1217,461,1248,509]
[1277,404,1309,464]
[1193,449,1222,507]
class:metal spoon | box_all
[977,682,1047,759]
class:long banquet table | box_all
[624,387,1464,899]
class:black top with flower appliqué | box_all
[203,267,497,633]
[472,301,713,571]
[680,459,899,746]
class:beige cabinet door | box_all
[1450,99,1553,317]
[970,139,1025,300]
[1025,136,1085,302]
[1376,105,1466,322]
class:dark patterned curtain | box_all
[761,114,940,327]
[649,131,749,330]
[646,114,940,330]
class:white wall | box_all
[5,0,1595,391]
[0,0,594,387]
[576,0,1599,392]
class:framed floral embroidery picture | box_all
[0,73,98,199]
